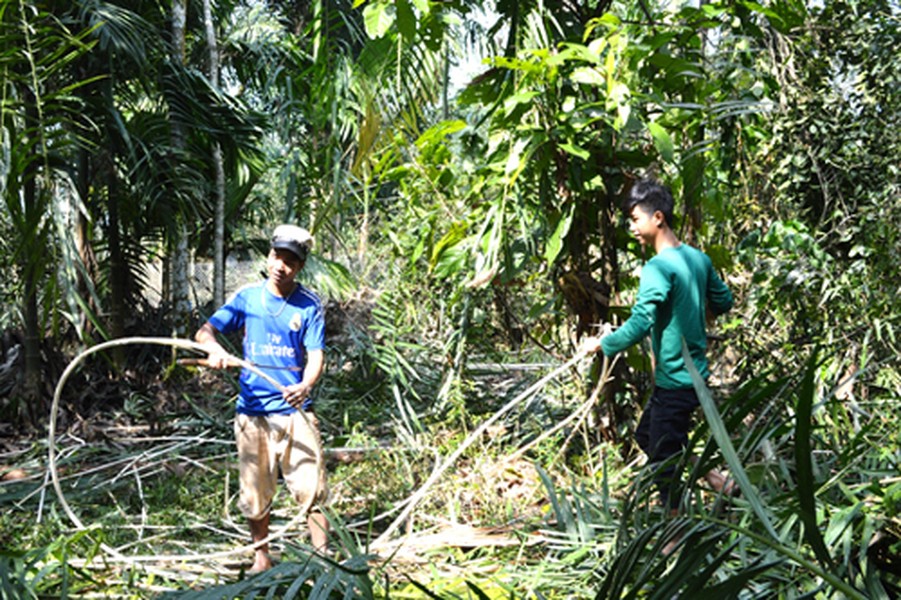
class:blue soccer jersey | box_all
[208,282,325,415]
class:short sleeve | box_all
[302,304,326,351]
[208,289,248,334]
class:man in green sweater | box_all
[583,179,734,512]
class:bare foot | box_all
[722,478,739,497]
[705,469,739,496]
[661,508,683,556]
[662,532,682,556]
[248,551,272,574]
[248,515,272,573]
[308,511,329,554]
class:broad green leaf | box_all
[467,203,504,289]
[587,36,607,56]
[683,340,778,539]
[614,102,631,131]
[396,0,415,41]
[415,119,466,149]
[431,221,467,255]
[647,121,675,162]
[430,222,470,278]
[606,81,631,130]
[503,90,539,116]
[490,54,543,75]
[570,66,605,87]
[597,12,621,27]
[585,13,621,42]
[363,1,394,39]
[545,204,574,266]
[505,134,546,186]
[432,242,469,279]
[505,138,528,178]
[795,349,835,569]
[608,81,629,104]
[558,142,589,160]
[739,0,787,31]
[605,47,616,90]
[587,175,605,191]
[554,43,599,65]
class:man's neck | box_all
[267,280,297,298]
[654,227,682,254]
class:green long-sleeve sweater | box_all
[601,244,733,389]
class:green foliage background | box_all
[0,0,898,597]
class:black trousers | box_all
[635,387,699,509]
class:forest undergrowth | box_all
[2,287,901,599]
[0,335,634,598]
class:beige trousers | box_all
[234,412,328,520]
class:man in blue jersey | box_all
[583,179,734,516]
[195,224,327,572]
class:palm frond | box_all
[160,549,375,600]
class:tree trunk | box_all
[170,220,192,335]
[211,145,226,306]
[21,96,42,423]
[74,147,98,338]
[107,167,127,347]
[169,0,192,334]
[203,0,227,306]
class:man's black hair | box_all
[624,179,675,227]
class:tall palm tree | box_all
[0,0,99,417]
[65,0,265,339]
[202,0,227,307]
